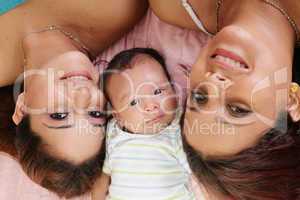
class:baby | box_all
[95,48,195,200]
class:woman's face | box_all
[15,51,107,164]
[183,25,295,157]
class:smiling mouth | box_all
[211,48,249,70]
[60,71,93,80]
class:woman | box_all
[0,0,148,198]
[1,51,107,200]
[148,0,300,199]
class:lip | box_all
[60,71,93,80]
[146,114,165,124]
[211,48,250,72]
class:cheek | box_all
[190,57,208,85]
[160,93,177,110]
[251,89,278,122]
[26,90,50,111]
[119,108,141,122]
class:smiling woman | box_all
[149,0,300,199]
[12,51,108,198]
[0,0,148,198]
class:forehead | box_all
[107,55,168,96]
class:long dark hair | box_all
[0,85,17,156]
[182,116,300,200]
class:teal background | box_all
[0,0,25,15]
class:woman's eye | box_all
[130,99,138,106]
[88,111,106,119]
[227,104,251,118]
[191,90,208,105]
[49,113,68,120]
[154,88,162,95]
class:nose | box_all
[206,72,233,89]
[73,87,92,110]
[143,100,160,113]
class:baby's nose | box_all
[144,101,160,113]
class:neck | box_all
[219,0,296,47]
[23,29,80,70]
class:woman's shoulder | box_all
[148,0,217,33]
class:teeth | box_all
[68,76,89,81]
[214,55,247,69]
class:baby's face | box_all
[107,55,177,134]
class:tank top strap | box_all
[181,0,213,36]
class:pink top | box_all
[95,9,209,105]
[0,152,91,200]
[0,9,209,200]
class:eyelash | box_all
[154,88,163,95]
[49,111,106,120]
[129,88,165,107]
[88,111,106,119]
[130,99,139,106]
[190,90,252,118]
[49,113,68,120]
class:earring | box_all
[290,83,299,93]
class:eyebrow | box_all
[42,123,106,129]
[42,123,73,129]
[186,106,255,126]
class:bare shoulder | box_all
[91,173,110,200]
[148,0,217,32]
[148,0,197,29]
[0,12,23,87]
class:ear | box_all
[12,92,26,125]
[288,83,300,122]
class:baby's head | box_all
[101,48,178,134]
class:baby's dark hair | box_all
[100,48,172,101]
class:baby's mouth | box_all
[146,113,165,124]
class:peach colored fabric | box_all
[95,9,209,105]
[0,152,91,199]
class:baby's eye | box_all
[49,113,68,120]
[88,111,106,119]
[130,99,138,106]
[154,88,162,95]
[227,104,252,118]
[191,90,208,105]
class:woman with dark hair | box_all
[0,0,148,198]
[147,0,300,199]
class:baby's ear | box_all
[288,83,300,122]
[12,92,26,125]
